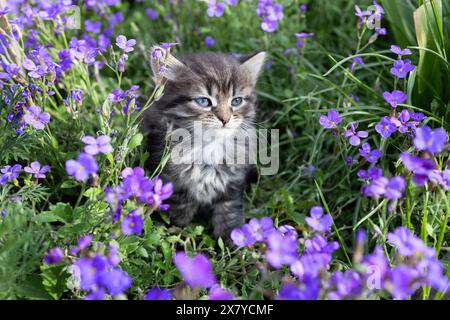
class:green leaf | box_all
[41,264,69,300]
[33,212,67,224]
[16,275,52,300]
[60,179,79,189]
[83,187,102,200]
[128,133,143,150]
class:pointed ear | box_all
[150,45,186,83]
[240,51,267,86]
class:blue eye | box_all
[231,97,243,107]
[194,97,212,108]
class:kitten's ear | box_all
[150,45,186,82]
[240,51,267,86]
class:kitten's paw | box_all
[169,213,193,227]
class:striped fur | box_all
[142,51,265,239]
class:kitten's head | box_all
[151,49,266,131]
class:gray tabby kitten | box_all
[142,48,266,239]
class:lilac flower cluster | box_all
[43,236,132,300]
[400,125,449,188]
[104,167,173,235]
[1,161,50,185]
[384,228,449,299]
[108,85,140,115]
[354,1,387,36]
[115,35,136,72]
[68,237,132,300]
[390,45,415,79]
[230,212,448,299]
[256,0,284,33]
[145,252,234,300]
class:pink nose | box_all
[217,114,231,125]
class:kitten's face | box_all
[152,51,266,131]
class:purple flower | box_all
[116,35,136,53]
[411,112,426,122]
[266,231,298,268]
[75,255,108,291]
[372,0,385,20]
[305,206,333,233]
[23,105,50,130]
[346,156,356,166]
[85,20,101,34]
[118,54,128,72]
[145,287,171,300]
[0,164,22,185]
[358,167,382,181]
[121,209,143,236]
[344,122,368,146]
[173,252,217,288]
[205,36,215,48]
[147,176,173,210]
[82,135,113,155]
[277,278,320,300]
[244,217,275,242]
[387,227,429,257]
[0,63,19,80]
[364,175,406,200]
[376,27,387,35]
[413,126,448,154]
[278,225,298,241]
[208,285,234,300]
[70,234,93,255]
[359,143,382,164]
[391,59,415,78]
[295,32,314,48]
[400,152,436,186]
[225,0,239,5]
[390,45,412,58]
[231,227,254,247]
[383,90,407,108]
[375,116,397,138]
[299,5,307,12]
[391,110,417,134]
[22,58,46,78]
[304,234,339,256]
[329,270,363,299]
[257,0,284,32]
[319,109,342,129]
[430,169,450,190]
[108,88,125,103]
[364,176,389,198]
[98,268,132,296]
[350,56,365,71]
[354,5,371,24]
[389,265,421,299]
[146,8,159,20]
[85,289,105,300]
[43,247,63,264]
[71,89,83,103]
[107,245,121,267]
[207,0,225,17]
[65,153,98,182]
[362,246,389,283]
[24,161,50,179]
[384,176,406,200]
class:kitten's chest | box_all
[170,164,245,203]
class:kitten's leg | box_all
[212,192,244,240]
[168,192,198,227]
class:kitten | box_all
[142,48,266,239]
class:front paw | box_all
[170,212,194,227]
